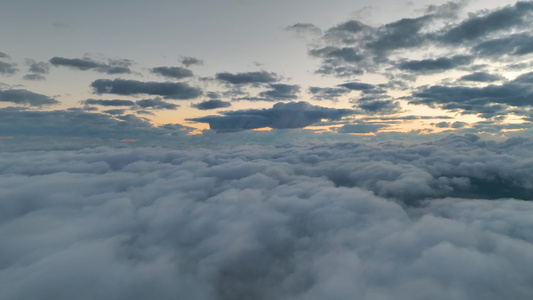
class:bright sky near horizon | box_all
[1,0,533,138]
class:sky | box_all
[1,0,533,139]
[3,2,533,299]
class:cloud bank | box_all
[2,135,533,299]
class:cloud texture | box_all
[2,135,533,300]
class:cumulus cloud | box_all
[308,86,350,100]
[409,71,533,116]
[192,99,231,110]
[91,79,202,99]
[83,99,136,106]
[2,135,533,300]
[257,83,300,101]
[0,107,190,138]
[0,61,17,75]
[180,56,203,67]
[285,23,322,37]
[50,57,132,74]
[0,89,59,106]
[216,71,279,85]
[397,55,473,74]
[459,72,504,82]
[135,98,179,110]
[151,66,193,79]
[189,101,354,132]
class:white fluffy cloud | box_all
[1,135,533,300]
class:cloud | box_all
[397,55,473,74]
[23,74,46,81]
[337,123,387,133]
[2,135,533,299]
[408,71,533,116]
[0,107,190,138]
[0,61,17,75]
[459,72,504,82]
[258,83,300,101]
[285,23,322,37]
[151,66,193,79]
[91,79,202,99]
[355,100,402,115]
[180,56,204,67]
[439,1,533,44]
[338,82,375,91]
[83,99,136,106]
[103,109,126,115]
[309,86,350,101]
[216,70,279,85]
[473,33,533,57]
[0,89,59,106]
[135,98,179,110]
[192,99,231,110]
[0,51,9,58]
[50,57,132,74]
[189,101,354,132]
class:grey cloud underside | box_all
[0,51,9,58]
[409,72,533,116]
[151,66,193,79]
[257,84,300,101]
[0,61,17,75]
[216,71,278,85]
[192,99,231,110]
[91,79,202,99]
[0,108,189,137]
[49,57,132,74]
[83,99,136,106]
[0,89,58,106]
[398,55,473,73]
[2,135,533,300]
[460,72,504,82]
[82,98,178,110]
[189,101,354,132]
[180,56,203,67]
[301,1,533,81]
[22,74,46,81]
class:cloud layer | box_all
[2,135,533,299]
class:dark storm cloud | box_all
[258,83,300,101]
[0,61,17,75]
[0,89,59,106]
[409,72,533,115]
[83,99,136,106]
[308,86,350,100]
[189,101,354,132]
[398,55,473,73]
[50,57,132,74]
[91,79,202,99]
[460,72,504,82]
[473,33,533,57]
[439,1,533,44]
[180,56,203,67]
[192,99,231,110]
[150,66,193,79]
[3,135,533,299]
[216,70,278,85]
[135,98,179,110]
